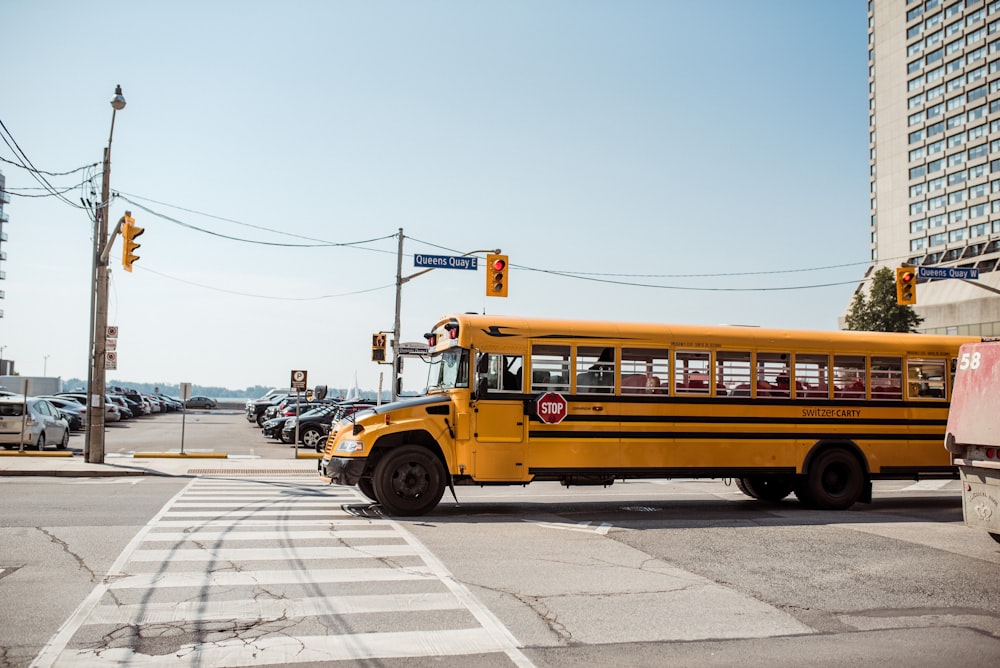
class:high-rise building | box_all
[860,0,1000,335]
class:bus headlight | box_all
[335,439,364,453]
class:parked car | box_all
[54,393,122,423]
[0,396,71,450]
[157,394,183,411]
[246,394,289,426]
[284,401,376,450]
[108,395,134,420]
[38,396,86,431]
[185,396,218,409]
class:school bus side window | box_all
[577,346,615,393]
[717,351,751,397]
[482,354,523,393]
[907,358,946,398]
[871,356,903,400]
[530,344,571,392]
[621,348,669,393]
[675,350,711,394]
[833,355,866,400]
[795,354,831,399]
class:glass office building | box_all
[862,0,1000,334]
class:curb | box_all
[0,451,75,458]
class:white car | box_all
[0,396,71,450]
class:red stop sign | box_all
[536,392,568,424]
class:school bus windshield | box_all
[426,348,470,392]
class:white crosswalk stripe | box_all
[32,476,532,667]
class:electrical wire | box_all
[0,118,85,210]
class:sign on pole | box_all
[290,369,308,391]
[413,254,478,270]
[104,351,117,370]
[918,266,980,280]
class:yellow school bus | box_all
[320,314,980,516]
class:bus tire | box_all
[357,478,377,502]
[803,448,865,510]
[372,445,446,516]
[737,475,793,502]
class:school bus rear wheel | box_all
[802,448,865,510]
[372,445,446,516]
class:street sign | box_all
[413,254,478,270]
[918,266,980,280]
[105,351,117,370]
[535,391,568,424]
[290,369,308,391]
[398,342,429,355]
[107,325,119,338]
[106,339,117,351]
[179,382,192,401]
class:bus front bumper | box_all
[320,456,367,486]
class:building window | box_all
[911,237,928,251]
[911,165,927,179]
[911,218,929,233]
[947,55,965,73]
[911,147,927,162]
[946,94,965,111]
[969,202,988,217]
[948,132,966,148]
[949,170,967,185]
[929,213,947,228]
[910,182,927,197]
[968,123,987,140]
[929,120,946,135]
[968,143,988,160]
[969,183,988,198]
[948,190,966,205]
[929,139,945,155]
[969,163,987,179]
[968,104,987,121]
[910,128,926,143]
[949,209,967,223]
[930,232,947,246]
[948,152,967,167]
[911,201,928,215]
[929,177,946,191]
[970,222,990,236]
[930,195,947,210]
[950,227,968,242]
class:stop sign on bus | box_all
[536,391,568,424]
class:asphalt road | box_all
[1,410,999,667]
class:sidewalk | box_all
[0,451,322,478]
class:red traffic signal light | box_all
[486,253,508,297]
[896,267,916,305]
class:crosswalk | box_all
[32,476,531,667]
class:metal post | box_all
[392,228,404,401]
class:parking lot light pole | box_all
[85,85,126,464]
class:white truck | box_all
[944,340,1000,544]
[0,376,62,396]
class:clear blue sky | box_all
[1,0,869,392]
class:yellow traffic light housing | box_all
[372,333,387,362]
[486,253,508,297]
[122,215,144,272]
[896,267,917,305]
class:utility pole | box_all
[85,85,126,464]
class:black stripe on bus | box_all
[531,414,946,427]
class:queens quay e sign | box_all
[917,266,979,280]
[413,254,479,270]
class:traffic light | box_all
[486,253,508,297]
[122,215,144,272]
[896,267,917,305]
[372,333,387,362]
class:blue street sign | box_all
[413,254,479,270]
[917,266,980,280]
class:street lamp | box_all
[43,355,50,376]
[85,85,125,464]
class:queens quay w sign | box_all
[918,266,980,280]
[413,254,478,270]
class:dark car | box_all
[185,396,218,409]
[284,401,375,450]
[246,394,289,426]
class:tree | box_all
[845,267,924,333]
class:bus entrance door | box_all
[472,400,528,481]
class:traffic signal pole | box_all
[390,228,500,401]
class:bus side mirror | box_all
[314,385,328,401]
[476,353,489,374]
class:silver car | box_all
[0,397,71,450]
